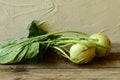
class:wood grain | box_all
[0,68,120,80]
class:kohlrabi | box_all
[89,33,112,57]
[69,41,95,64]
[51,31,111,64]
[0,20,112,65]
[0,30,92,64]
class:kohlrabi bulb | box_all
[89,33,112,57]
[69,41,95,64]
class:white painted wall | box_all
[0,0,120,43]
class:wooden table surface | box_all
[0,43,120,80]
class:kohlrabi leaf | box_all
[0,38,40,64]
[27,20,47,38]
[13,44,29,63]
[0,38,23,48]
[22,42,40,63]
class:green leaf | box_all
[23,42,39,60]
[27,20,48,38]
[0,38,40,64]
[0,38,26,64]
[13,44,29,63]
[0,38,23,48]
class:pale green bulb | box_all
[70,41,95,64]
[89,33,112,57]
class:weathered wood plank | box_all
[0,68,120,80]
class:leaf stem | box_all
[30,30,90,41]
[52,46,70,59]
[47,30,90,37]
